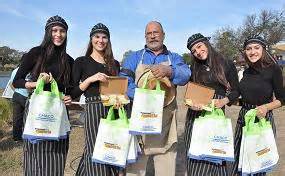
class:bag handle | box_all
[244,109,257,131]
[34,78,61,97]
[142,71,161,91]
[202,101,225,118]
[50,79,61,97]
[34,78,45,94]
[106,106,115,121]
[119,107,129,124]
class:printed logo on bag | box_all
[256,147,270,156]
[35,128,51,134]
[211,148,226,154]
[104,142,121,150]
[261,160,273,168]
[36,113,56,122]
[211,136,230,143]
[140,112,158,118]
[141,126,156,131]
[103,154,118,162]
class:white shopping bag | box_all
[201,110,234,162]
[58,104,70,139]
[188,108,234,163]
[127,135,138,164]
[1,79,14,99]
[242,109,279,174]
[23,78,66,141]
[238,131,245,171]
[92,107,131,168]
[129,75,165,134]
[187,117,206,160]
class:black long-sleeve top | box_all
[71,56,120,99]
[191,59,240,104]
[239,64,285,106]
[12,46,74,94]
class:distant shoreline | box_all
[0,71,12,77]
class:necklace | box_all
[203,64,210,71]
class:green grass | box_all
[0,97,12,127]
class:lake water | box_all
[0,74,11,89]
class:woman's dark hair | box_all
[243,45,275,69]
[191,41,229,88]
[32,26,71,86]
[85,36,118,76]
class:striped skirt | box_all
[229,103,276,176]
[184,95,229,176]
[75,96,119,176]
[23,101,69,176]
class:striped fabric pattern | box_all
[184,94,229,176]
[23,101,69,176]
[230,103,276,176]
[75,96,119,176]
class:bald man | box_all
[120,21,191,176]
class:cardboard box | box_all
[100,76,128,95]
[184,82,215,106]
[100,76,130,106]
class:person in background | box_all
[10,61,31,141]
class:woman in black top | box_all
[12,15,73,176]
[184,33,239,176]
[230,36,285,176]
[72,23,121,176]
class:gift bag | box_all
[238,130,245,171]
[58,104,70,139]
[92,107,131,168]
[188,107,234,163]
[129,72,165,134]
[187,117,207,160]
[1,79,14,99]
[127,135,138,164]
[23,78,66,141]
[242,109,279,174]
[200,108,234,162]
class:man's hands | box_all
[150,65,172,79]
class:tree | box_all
[0,46,24,69]
[212,9,285,60]
[241,9,285,46]
[0,46,13,68]
[121,50,134,64]
[182,53,193,65]
[213,28,240,60]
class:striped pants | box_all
[184,95,228,176]
[229,104,276,176]
[76,96,119,176]
[23,101,69,176]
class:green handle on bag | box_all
[142,71,161,91]
[243,109,270,133]
[50,79,61,97]
[34,78,45,94]
[34,78,61,97]
[244,109,257,131]
[106,106,115,121]
[202,101,225,118]
[119,107,129,124]
[104,106,129,128]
